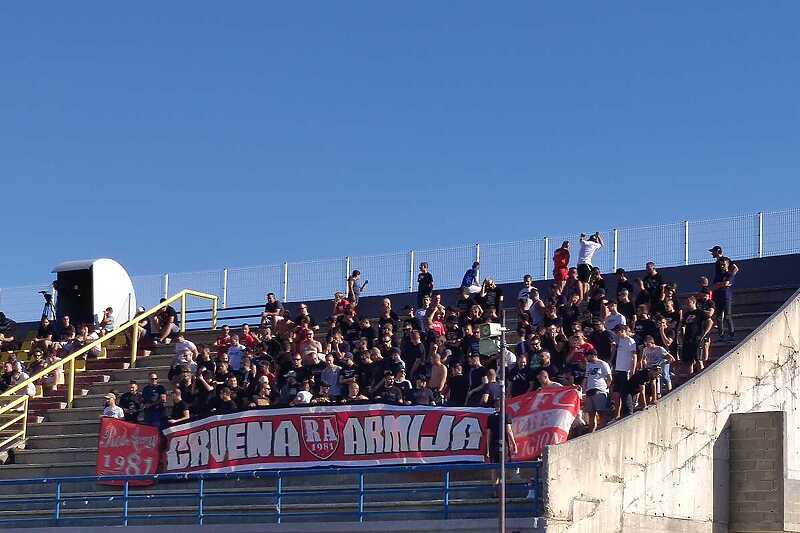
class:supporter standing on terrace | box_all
[576,233,604,302]
[583,350,612,432]
[612,325,637,419]
[461,262,481,295]
[553,241,571,291]
[347,269,365,308]
[710,245,739,277]
[119,381,142,423]
[417,262,434,307]
[141,373,167,427]
[102,393,124,419]
[713,257,737,341]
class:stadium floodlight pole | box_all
[498,310,508,533]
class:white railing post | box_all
[163,273,169,299]
[222,268,228,309]
[683,221,690,265]
[345,256,351,292]
[758,211,764,258]
[282,262,289,303]
[409,251,415,293]
[542,237,549,280]
[475,243,480,264]
[613,229,619,272]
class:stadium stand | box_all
[0,233,799,529]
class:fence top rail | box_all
[0,289,218,399]
[0,461,542,486]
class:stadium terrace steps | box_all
[0,285,793,527]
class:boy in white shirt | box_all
[583,349,612,432]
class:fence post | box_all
[409,251,415,293]
[222,268,228,309]
[163,273,169,299]
[758,212,764,258]
[282,262,289,303]
[613,229,619,272]
[180,292,187,333]
[542,237,549,280]
[683,221,690,265]
[66,359,75,408]
[345,256,351,292]
[475,243,480,265]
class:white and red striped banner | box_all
[507,386,581,460]
[162,404,493,474]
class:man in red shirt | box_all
[239,324,258,350]
[553,241,570,291]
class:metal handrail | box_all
[0,395,28,451]
[0,289,218,408]
[0,462,542,526]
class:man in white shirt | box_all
[577,233,604,302]
[612,324,637,420]
[102,393,125,419]
[517,274,534,314]
[583,350,612,432]
[173,333,198,366]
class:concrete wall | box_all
[541,287,800,533]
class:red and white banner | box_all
[507,386,581,460]
[162,404,493,474]
[96,417,161,486]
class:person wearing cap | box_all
[696,288,716,361]
[710,245,739,278]
[102,393,125,419]
[712,256,737,341]
[291,390,313,406]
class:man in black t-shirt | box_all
[141,373,167,428]
[479,279,504,312]
[710,245,739,279]
[261,293,283,326]
[409,376,436,405]
[446,363,469,406]
[119,381,143,423]
[642,262,665,303]
[487,399,517,463]
[633,305,658,346]
[167,389,191,425]
[589,320,616,363]
[508,354,534,397]
[417,262,434,307]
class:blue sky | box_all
[1,2,798,286]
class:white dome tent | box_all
[51,258,137,328]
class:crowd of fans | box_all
[95,235,739,434]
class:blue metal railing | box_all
[0,462,542,527]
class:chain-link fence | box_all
[2,209,798,321]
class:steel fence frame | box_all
[1,209,797,321]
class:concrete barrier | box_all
[542,288,800,533]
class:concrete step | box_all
[0,461,96,480]
[107,365,172,383]
[25,433,98,449]
[72,394,106,409]
[27,420,99,437]
[74,373,111,385]
[90,376,169,395]
[13,447,97,464]
[88,358,131,370]
[28,399,67,411]
[43,406,103,423]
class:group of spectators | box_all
[0,307,117,396]
[99,236,739,436]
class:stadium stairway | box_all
[0,286,794,527]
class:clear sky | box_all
[1,2,798,286]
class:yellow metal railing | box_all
[0,395,29,452]
[0,289,218,409]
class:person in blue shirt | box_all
[461,262,481,294]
